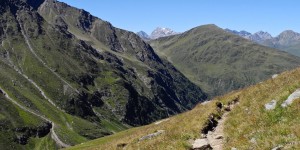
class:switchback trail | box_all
[0,88,70,148]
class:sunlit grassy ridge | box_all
[150,24,300,98]
[224,68,300,149]
[67,68,300,150]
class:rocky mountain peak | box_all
[136,31,150,40]
[278,30,300,40]
[150,27,178,39]
[225,29,251,38]
[225,28,300,56]
[252,31,273,40]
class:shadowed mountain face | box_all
[0,0,206,149]
[150,25,300,97]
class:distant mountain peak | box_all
[225,29,273,43]
[278,30,300,39]
[136,27,179,40]
[150,27,178,39]
[251,31,273,41]
[225,28,300,57]
[136,31,150,41]
[254,31,272,36]
[225,29,252,37]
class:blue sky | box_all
[58,0,300,36]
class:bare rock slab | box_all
[265,100,277,110]
[192,138,212,150]
[139,130,165,141]
[281,89,300,107]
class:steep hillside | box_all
[0,0,206,149]
[66,67,300,150]
[150,25,300,97]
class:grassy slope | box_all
[150,25,300,98]
[224,67,300,149]
[66,67,300,150]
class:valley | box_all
[0,0,299,149]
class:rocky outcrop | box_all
[14,122,52,145]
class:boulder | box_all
[281,89,300,107]
[192,138,212,150]
[272,145,283,150]
[272,74,278,79]
[265,100,277,110]
[139,130,165,141]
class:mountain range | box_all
[137,27,178,40]
[150,25,300,97]
[1,0,300,150]
[226,29,300,56]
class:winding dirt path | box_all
[0,88,70,148]
[206,109,230,150]
[193,100,239,150]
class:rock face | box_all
[14,122,52,145]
